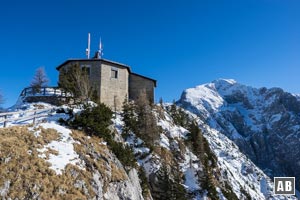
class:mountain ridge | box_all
[178,78,300,192]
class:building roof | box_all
[56,58,157,87]
[56,58,131,72]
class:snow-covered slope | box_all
[179,79,300,194]
[113,105,295,199]
[1,88,298,199]
[199,120,278,199]
[0,102,144,200]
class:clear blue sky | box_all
[0,0,299,108]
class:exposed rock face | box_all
[179,79,300,190]
[103,169,144,200]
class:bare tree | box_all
[30,67,49,91]
[58,64,94,102]
[72,66,92,101]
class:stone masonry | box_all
[56,58,156,111]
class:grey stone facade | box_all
[129,73,156,102]
[56,58,156,111]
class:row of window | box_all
[80,65,118,79]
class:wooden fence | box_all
[0,108,54,128]
[20,87,70,97]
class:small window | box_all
[111,67,118,79]
[81,65,91,76]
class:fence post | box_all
[33,111,37,125]
[3,115,7,128]
[43,87,46,95]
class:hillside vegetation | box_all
[0,93,296,199]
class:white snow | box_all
[158,111,189,138]
[183,84,224,117]
[142,154,161,175]
[112,114,124,134]
[159,134,170,149]
[260,177,269,196]
[3,87,296,199]
[178,78,298,199]
[113,103,288,199]
[1,102,86,176]
[37,122,85,175]
[0,180,10,198]
[184,168,200,191]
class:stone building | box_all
[56,58,156,111]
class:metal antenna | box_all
[86,33,91,59]
[98,37,103,59]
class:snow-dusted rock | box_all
[179,78,300,197]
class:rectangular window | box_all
[111,67,118,79]
[80,65,91,76]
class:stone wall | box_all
[99,63,129,111]
[58,61,101,96]
[57,60,156,110]
[58,60,129,111]
[129,74,155,103]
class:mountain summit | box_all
[179,79,300,190]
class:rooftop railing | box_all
[20,87,72,97]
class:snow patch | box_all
[37,122,85,175]
[0,180,10,198]
[184,168,200,191]
[159,134,170,149]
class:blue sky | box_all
[0,0,299,108]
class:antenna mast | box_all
[97,37,103,59]
[86,33,91,59]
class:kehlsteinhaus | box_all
[56,50,156,111]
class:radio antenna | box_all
[98,37,103,59]
[85,33,91,59]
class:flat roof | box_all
[56,58,131,72]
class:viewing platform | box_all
[20,87,72,105]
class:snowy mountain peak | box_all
[179,79,300,195]
[179,79,250,116]
[212,78,237,87]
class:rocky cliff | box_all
[179,79,300,191]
